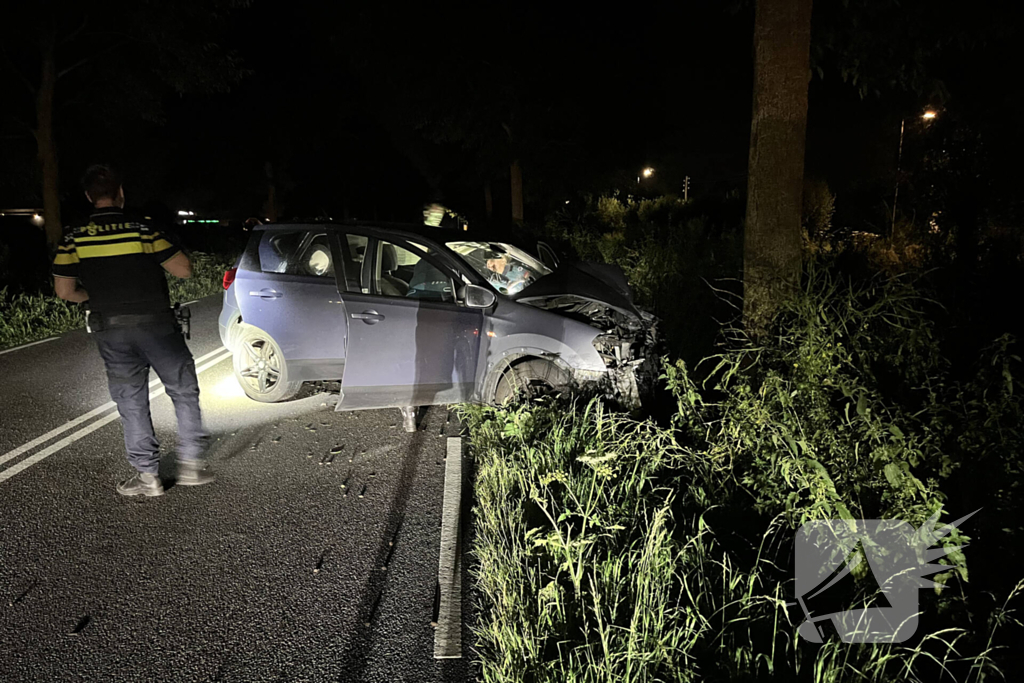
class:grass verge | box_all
[463,266,1024,682]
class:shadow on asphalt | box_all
[332,407,426,682]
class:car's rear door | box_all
[232,226,349,381]
[338,233,483,410]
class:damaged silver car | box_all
[218,222,659,418]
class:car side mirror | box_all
[462,284,496,309]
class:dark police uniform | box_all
[53,207,207,475]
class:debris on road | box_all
[69,615,91,635]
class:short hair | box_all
[82,164,122,202]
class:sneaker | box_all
[176,459,215,487]
[117,472,164,497]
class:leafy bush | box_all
[166,251,234,304]
[0,251,231,350]
[466,266,1024,682]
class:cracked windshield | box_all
[446,241,552,295]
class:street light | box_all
[642,167,654,179]
[892,109,939,235]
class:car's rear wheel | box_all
[232,327,303,403]
[493,359,571,405]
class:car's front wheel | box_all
[493,358,571,405]
[232,327,303,403]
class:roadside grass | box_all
[0,251,232,351]
[464,265,1024,682]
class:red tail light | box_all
[223,267,237,290]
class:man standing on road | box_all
[53,164,214,497]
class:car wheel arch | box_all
[483,352,574,405]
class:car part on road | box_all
[232,327,303,403]
[493,358,571,404]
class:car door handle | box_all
[351,310,385,324]
[249,289,283,300]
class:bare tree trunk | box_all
[484,181,493,221]
[36,27,61,248]
[510,160,523,223]
[743,0,813,335]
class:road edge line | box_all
[434,436,463,659]
[0,337,59,357]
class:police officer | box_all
[53,164,213,497]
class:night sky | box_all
[1,1,1021,229]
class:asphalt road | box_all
[0,296,472,683]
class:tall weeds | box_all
[465,266,1024,682]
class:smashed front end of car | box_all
[520,293,662,409]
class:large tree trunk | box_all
[510,160,524,223]
[743,0,813,335]
[36,28,62,249]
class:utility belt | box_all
[86,305,191,339]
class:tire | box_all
[232,327,303,403]
[493,359,571,405]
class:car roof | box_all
[252,220,532,249]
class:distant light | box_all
[922,110,937,120]
[486,330,497,338]
[177,210,195,216]
[463,224,468,231]
[31,213,44,226]
[642,167,655,178]
[565,200,570,204]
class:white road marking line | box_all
[0,412,123,483]
[0,349,231,481]
[0,337,59,357]
[182,300,199,306]
[0,346,227,468]
[434,436,463,659]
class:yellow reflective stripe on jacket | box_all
[75,231,142,243]
[54,252,80,265]
[142,238,174,253]
[76,241,145,259]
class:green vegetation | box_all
[0,251,231,350]
[465,265,1024,682]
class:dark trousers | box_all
[94,322,207,474]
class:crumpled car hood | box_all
[512,262,644,322]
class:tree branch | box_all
[61,16,89,44]
[57,40,128,79]
[0,45,37,95]
[1,115,38,141]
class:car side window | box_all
[339,233,369,293]
[374,240,454,303]
[257,231,334,278]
